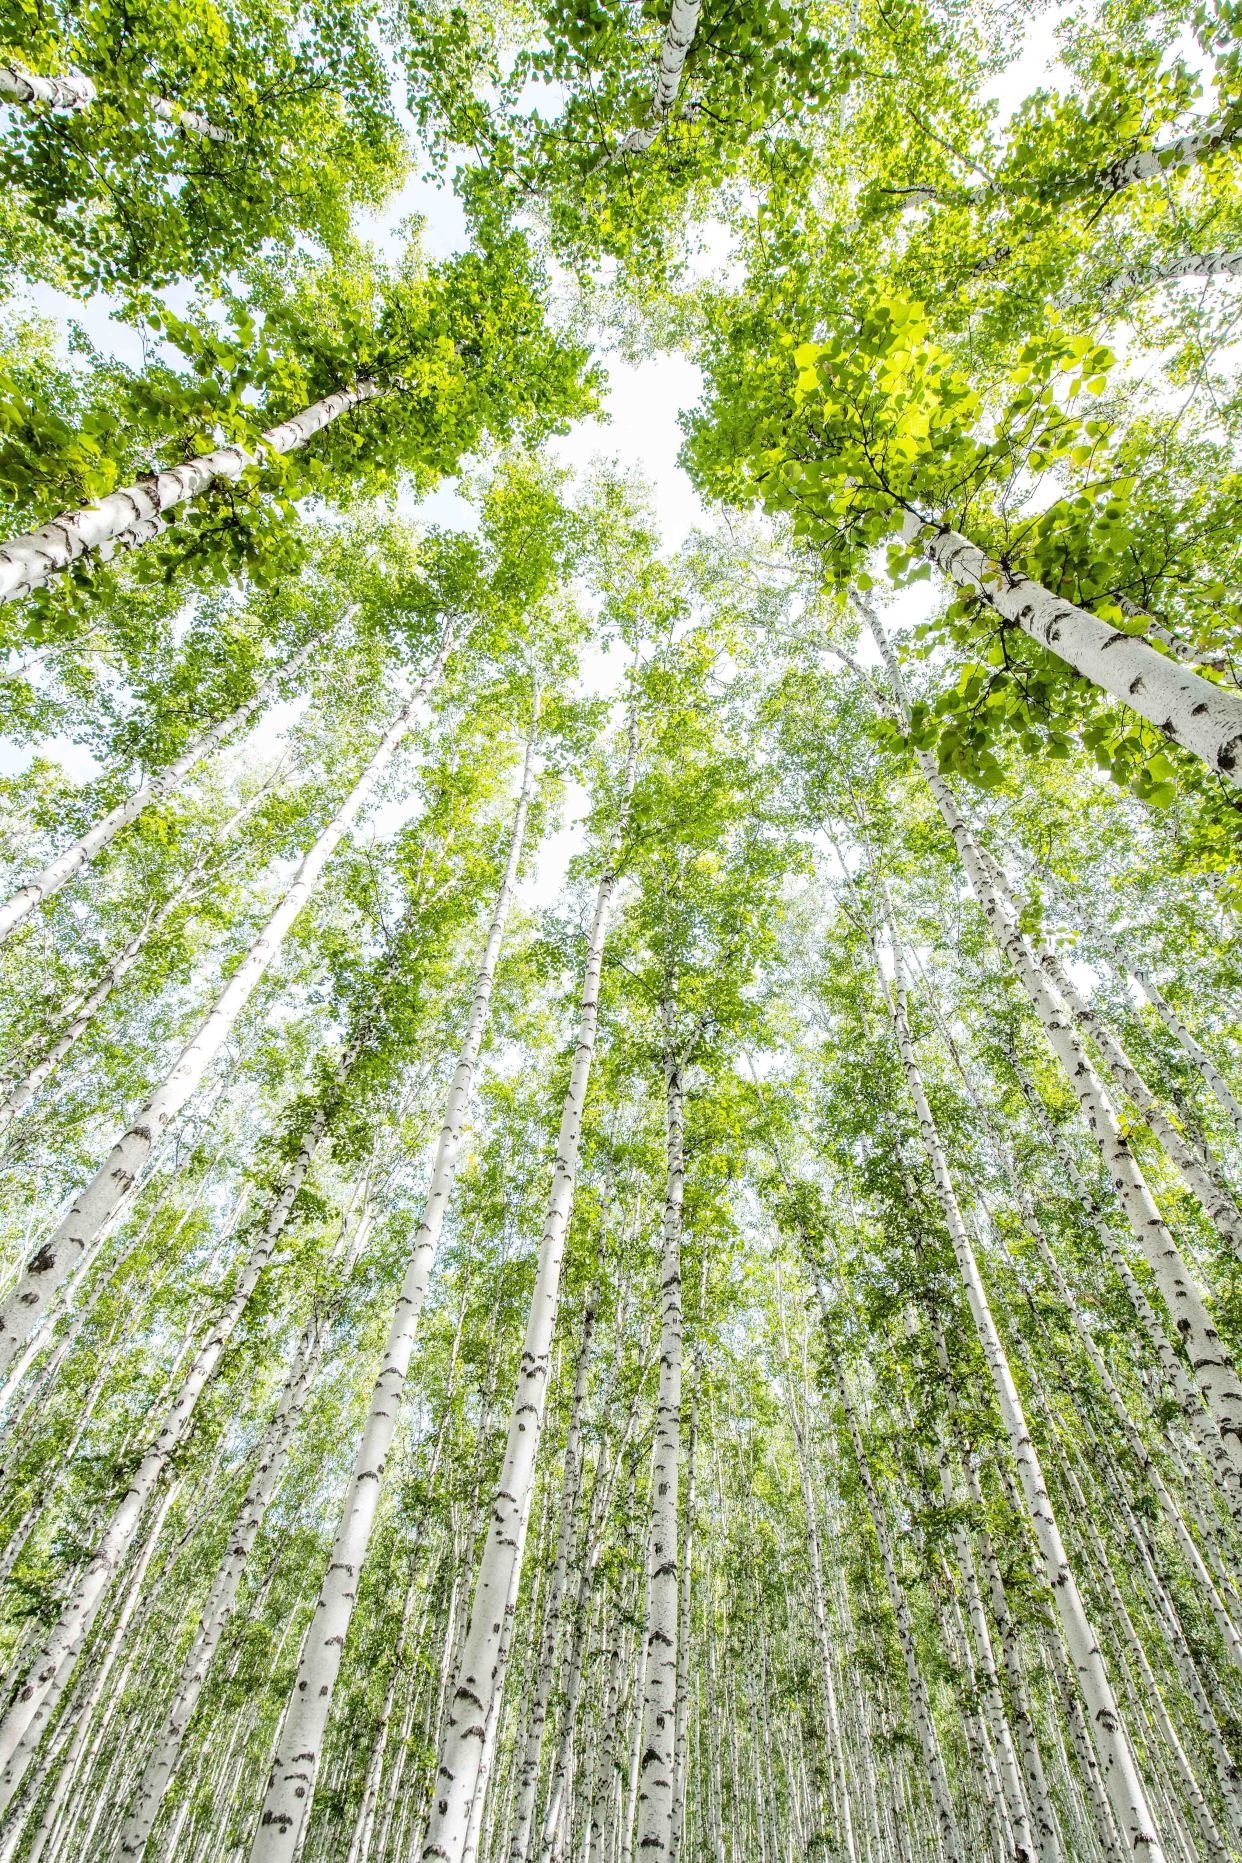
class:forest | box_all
[0,0,1239,1855]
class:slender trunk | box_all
[586,1614,626,1863]
[1035,879,1242,1149]
[0,803,247,1131]
[980,848,1242,1260]
[872,909,1165,1858]
[964,1461,1064,1863]
[252,726,538,1863]
[1012,1176,1242,1668]
[0,636,315,943]
[1110,250,1242,294]
[614,0,701,151]
[636,1053,686,1863]
[417,708,637,1863]
[0,1096,333,1808]
[934,1445,1037,1861]
[510,1299,596,1863]
[828,1347,966,1863]
[622,1451,658,1863]
[0,386,384,604]
[0,623,453,1372]
[1016,1072,1235,1507]
[865,605,1242,1495]
[112,1308,329,1858]
[1098,117,1242,193]
[0,62,229,135]
[668,1396,697,1863]
[897,515,1242,786]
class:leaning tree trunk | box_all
[1005,1165,1242,1671]
[0,620,454,1374]
[614,0,702,152]
[978,847,1242,1261]
[863,603,1242,1497]
[897,513,1242,788]
[1027,868,1242,1150]
[0,63,94,108]
[0,635,315,943]
[0,782,269,1130]
[871,894,1167,1860]
[636,1050,687,1863]
[0,384,384,604]
[1108,250,1242,295]
[0,61,229,135]
[1096,116,1242,194]
[0,1089,337,1810]
[112,1296,334,1859]
[418,706,638,1863]
[250,725,539,1863]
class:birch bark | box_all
[0,385,383,603]
[509,1297,596,1863]
[872,908,1166,1859]
[0,622,453,1373]
[636,1053,686,1863]
[830,1353,966,1863]
[0,62,230,135]
[1024,870,1242,1150]
[251,724,538,1863]
[898,513,1242,787]
[0,1098,333,1809]
[0,63,94,107]
[614,0,702,153]
[863,604,1242,1495]
[668,1394,697,1863]
[419,705,639,1863]
[112,1307,330,1858]
[993,1129,1242,1643]
[0,636,315,943]
[0,783,269,1130]
[978,850,1242,1260]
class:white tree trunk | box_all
[0,622,453,1373]
[935,1445,1037,1861]
[1010,1177,1242,1669]
[829,1349,966,1863]
[874,907,1167,1860]
[0,635,315,943]
[864,605,1242,1497]
[509,1298,596,1863]
[0,63,94,108]
[1099,118,1242,193]
[669,1395,697,1863]
[112,1311,328,1859]
[1027,871,1242,1151]
[899,513,1242,787]
[636,1055,686,1863]
[148,96,231,139]
[0,385,383,604]
[418,708,638,1863]
[614,0,701,152]
[1109,250,1242,293]
[0,1099,332,1809]
[983,857,1242,1261]
[0,61,228,135]
[250,725,538,1863]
